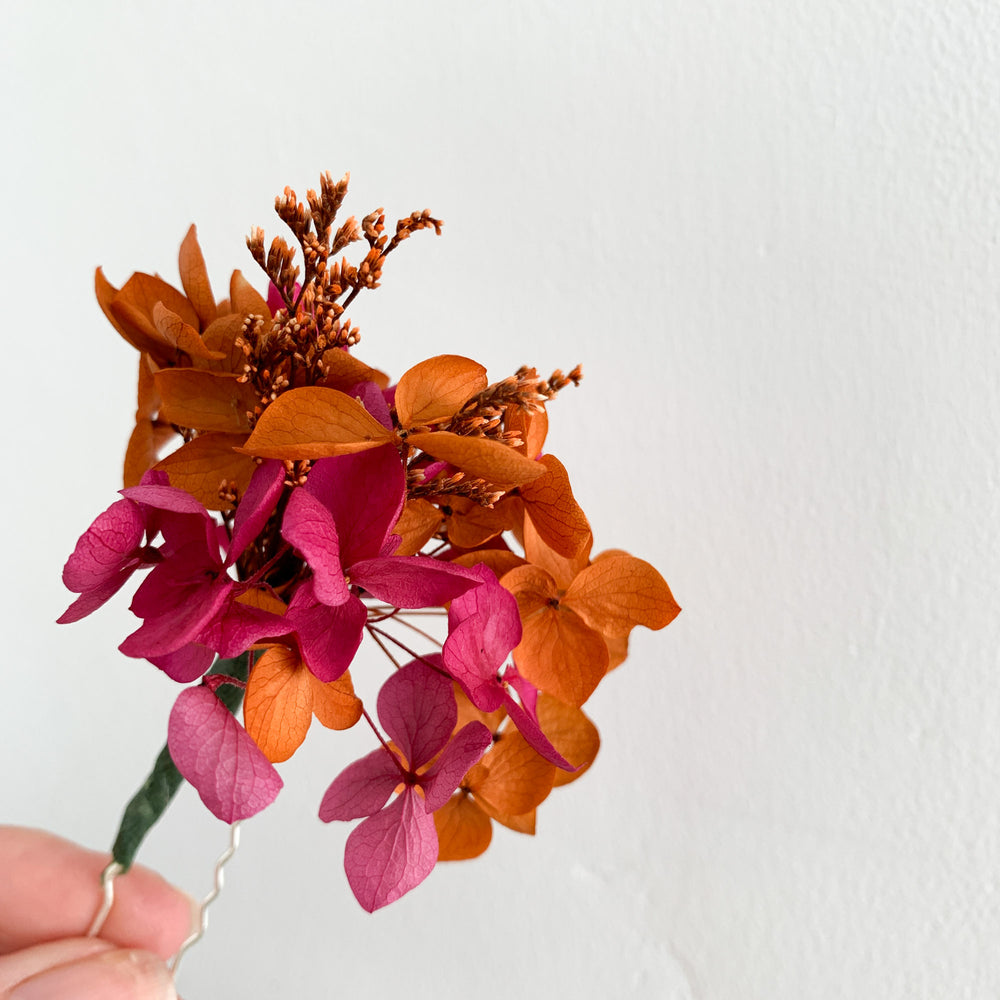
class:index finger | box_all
[0,827,196,960]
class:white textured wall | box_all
[4,2,999,997]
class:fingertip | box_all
[8,948,176,1000]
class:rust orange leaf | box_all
[178,224,217,329]
[394,355,487,427]
[519,454,591,558]
[391,499,444,556]
[154,433,256,510]
[473,731,555,817]
[152,303,226,362]
[155,369,256,433]
[240,387,395,459]
[229,270,270,317]
[407,431,546,489]
[434,793,493,861]
[244,646,314,763]
[535,694,600,787]
[309,671,363,731]
[197,314,247,373]
[563,555,681,638]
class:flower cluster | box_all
[61,173,680,911]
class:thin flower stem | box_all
[361,707,408,780]
[366,624,448,677]
[365,624,403,669]
[390,614,444,649]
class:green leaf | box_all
[110,653,251,870]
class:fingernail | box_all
[11,949,177,1000]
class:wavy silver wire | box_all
[86,861,124,937]
[168,821,242,975]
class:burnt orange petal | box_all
[198,314,247,374]
[407,431,545,489]
[112,272,201,345]
[152,303,226,363]
[445,496,512,549]
[472,730,555,816]
[453,686,507,735]
[500,564,559,617]
[535,694,600,787]
[512,602,609,707]
[243,646,314,763]
[240,386,395,459]
[229,270,270,317]
[235,588,288,615]
[452,548,527,580]
[124,420,176,488]
[522,517,593,591]
[476,801,536,835]
[154,433,255,510]
[434,793,493,861]
[505,405,548,458]
[320,349,389,391]
[605,633,629,670]
[155,369,256,433]
[519,454,591,558]
[391,499,444,556]
[135,353,160,422]
[394,355,487,427]
[563,555,680,638]
[178,225,217,329]
[308,670,363,731]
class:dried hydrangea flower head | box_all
[61,172,680,914]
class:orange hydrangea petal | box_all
[154,433,255,510]
[519,454,591,558]
[178,224,217,329]
[320,349,390,391]
[434,793,493,861]
[229,270,270,317]
[197,314,248,374]
[510,601,609,707]
[152,303,226,362]
[535,694,600,787]
[154,369,256,433]
[445,496,512,549]
[407,431,546,489]
[563,554,680,638]
[111,272,201,357]
[505,405,548,458]
[471,730,555,816]
[452,548,527,580]
[522,518,593,591]
[241,386,395,459]
[391,499,444,556]
[308,670,363,731]
[235,588,288,615]
[243,646,314,763]
[500,563,559,617]
[394,355,487,428]
[124,420,175,488]
[476,801,536,835]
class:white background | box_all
[4,2,999,998]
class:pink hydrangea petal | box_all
[441,617,506,712]
[121,578,233,658]
[343,790,438,912]
[350,381,393,430]
[227,460,286,565]
[447,564,522,659]
[62,498,147,594]
[168,686,283,822]
[420,721,492,811]
[304,446,404,566]
[121,483,209,516]
[281,490,349,606]
[350,555,480,609]
[318,747,404,822]
[376,660,456,768]
[503,693,575,771]
[148,643,215,683]
[285,583,366,682]
[195,599,289,659]
[57,569,140,625]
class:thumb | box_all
[5,948,175,1000]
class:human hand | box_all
[0,827,195,999]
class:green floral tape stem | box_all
[110,653,251,870]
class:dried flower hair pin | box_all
[60,171,679,961]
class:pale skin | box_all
[0,828,194,1000]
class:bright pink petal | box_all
[121,578,233,658]
[377,660,456,768]
[167,686,283,822]
[121,483,209,516]
[421,721,492,811]
[441,617,506,712]
[350,381,393,430]
[148,643,215,683]
[503,692,575,771]
[281,489,349,606]
[196,599,289,659]
[318,748,404,822]
[304,446,405,565]
[350,555,480,609]
[447,564,522,661]
[227,460,286,565]
[57,570,140,625]
[62,498,147,594]
[285,582,366,682]
[343,790,438,912]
